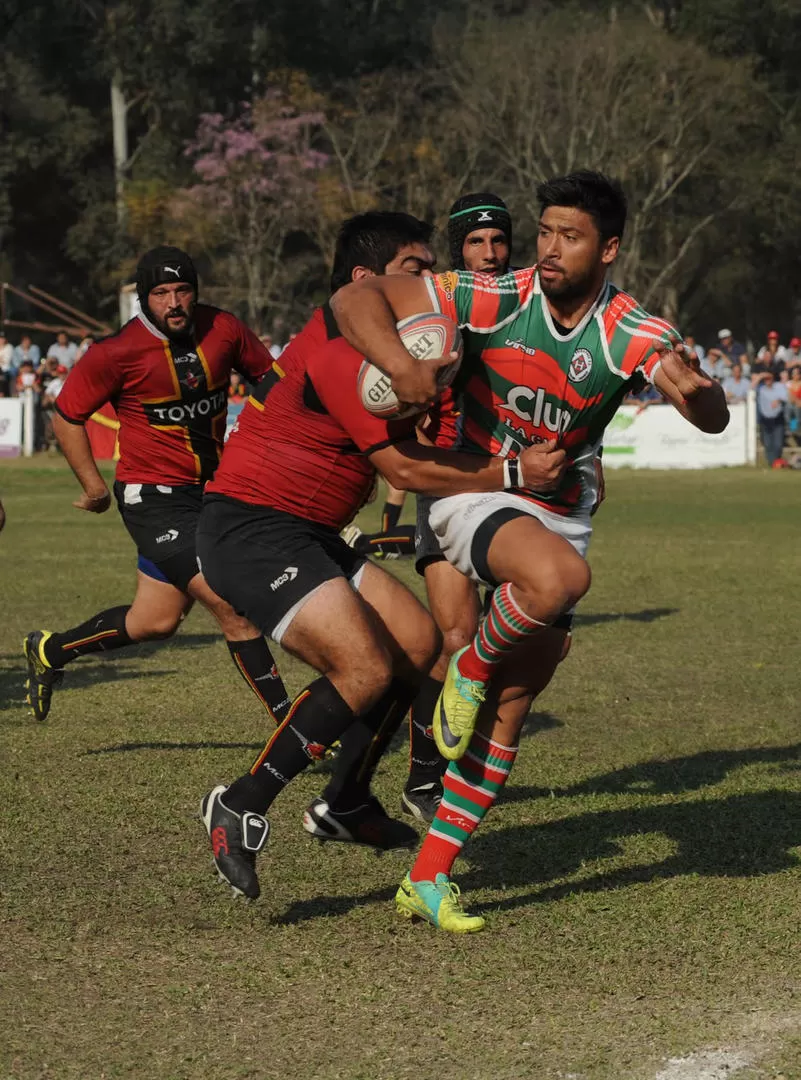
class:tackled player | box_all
[331,171,729,932]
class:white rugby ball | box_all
[358,312,462,419]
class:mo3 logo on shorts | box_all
[270,566,298,592]
[502,386,572,434]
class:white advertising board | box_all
[0,398,22,457]
[603,399,754,469]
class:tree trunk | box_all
[110,70,128,235]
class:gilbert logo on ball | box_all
[358,312,463,419]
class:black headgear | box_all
[447,193,512,270]
[135,246,198,317]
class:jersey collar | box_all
[536,272,610,342]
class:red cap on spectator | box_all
[56,365,68,375]
[791,337,801,348]
[768,330,780,339]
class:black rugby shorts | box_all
[197,495,367,643]
[113,481,203,592]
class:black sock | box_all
[44,606,134,667]
[354,525,417,558]
[322,678,418,811]
[407,675,446,787]
[381,500,402,531]
[227,638,291,723]
[223,676,356,814]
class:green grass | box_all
[2,458,801,1079]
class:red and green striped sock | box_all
[409,731,518,882]
[457,582,548,683]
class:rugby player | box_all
[23,246,292,727]
[331,170,729,931]
[195,211,566,900]
[402,192,515,822]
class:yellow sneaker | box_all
[23,631,63,722]
[433,646,486,761]
[395,872,485,933]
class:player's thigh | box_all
[126,570,192,639]
[424,558,480,652]
[356,559,439,677]
[281,576,392,688]
[186,571,260,641]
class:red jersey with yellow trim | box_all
[55,305,270,486]
[206,305,415,528]
[425,267,679,515]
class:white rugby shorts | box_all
[428,491,592,587]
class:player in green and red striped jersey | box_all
[332,170,729,932]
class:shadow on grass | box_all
[83,739,263,755]
[272,884,398,925]
[0,664,177,712]
[503,742,801,802]
[576,607,679,627]
[465,787,801,913]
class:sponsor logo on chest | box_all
[503,386,572,434]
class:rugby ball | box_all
[358,312,462,419]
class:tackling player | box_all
[331,170,729,931]
[195,211,566,900]
[24,246,292,727]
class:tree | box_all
[175,93,328,331]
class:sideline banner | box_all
[603,399,754,469]
[0,398,23,457]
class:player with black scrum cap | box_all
[23,245,292,727]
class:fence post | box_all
[22,387,35,457]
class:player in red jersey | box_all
[332,172,729,931]
[23,246,291,727]
[196,212,565,900]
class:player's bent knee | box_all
[442,625,473,661]
[129,614,181,641]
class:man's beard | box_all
[152,307,195,340]
[539,265,598,304]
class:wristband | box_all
[503,456,520,489]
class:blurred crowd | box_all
[0,330,95,451]
[625,327,801,467]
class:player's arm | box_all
[650,340,729,433]
[53,344,122,513]
[233,318,274,382]
[330,275,447,409]
[369,438,567,497]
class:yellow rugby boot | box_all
[395,872,485,933]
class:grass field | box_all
[2,458,801,1080]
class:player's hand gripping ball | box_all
[358,313,462,419]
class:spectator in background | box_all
[46,330,78,370]
[783,336,801,369]
[683,334,705,364]
[258,333,282,360]
[0,331,14,381]
[707,328,747,380]
[15,359,39,394]
[76,334,95,360]
[40,363,68,451]
[786,366,801,445]
[722,363,751,403]
[755,369,788,467]
[13,333,40,374]
[755,330,787,371]
[228,371,247,401]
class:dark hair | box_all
[536,170,627,242]
[330,211,434,293]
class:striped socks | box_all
[457,582,548,683]
[409,731,518,882]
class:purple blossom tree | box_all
[180,93,328,331]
